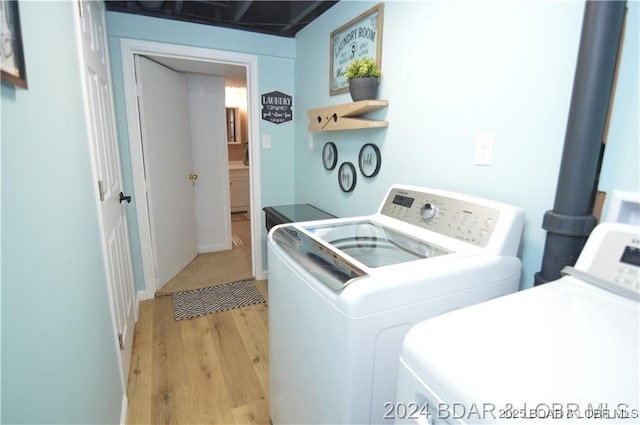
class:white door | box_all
[135,55,198,288]
[186,73,233,253]
[77,0,136,389]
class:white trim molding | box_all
[120,394,128,425]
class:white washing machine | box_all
[395,222,640,425]
[268,185,525,424]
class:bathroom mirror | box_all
[226,107,242,144]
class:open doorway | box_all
[225,83,252,238]
[225,82,254,294]
[120,39,264,300]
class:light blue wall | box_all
[295,0,636,288]
[599,1,640,212]
[105,12,297,288]
[1,2,122,423]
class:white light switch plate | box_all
[474,133,493,166]
[262,134,272,149]
[308,134,314,150]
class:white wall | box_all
[186,73,232,252]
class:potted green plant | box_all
[345,56,381,102]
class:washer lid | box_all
[271,220,451,292]
[303,220,450,268]
[400,277,640,416]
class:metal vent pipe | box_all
[534,0,626,285]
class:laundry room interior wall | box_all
[597,1,639,214]
[104,2,638,291]
[1,2,123,423]
[106,13,297,289]
[294,0,639,289]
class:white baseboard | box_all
[120,393,128,425]
[198,242,232,253]
[138,288,153,301]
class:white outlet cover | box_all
[474,133,493,166]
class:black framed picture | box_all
[338,162,357,193]
[1,0,28,89]
[358,143,381,178]
[322,142,338,171]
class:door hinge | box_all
[118,333,124,351]
[97,180,105,202]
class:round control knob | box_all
[420,202,438,221]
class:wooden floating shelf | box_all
[307,100,388,132]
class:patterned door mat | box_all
[171,279,264,320]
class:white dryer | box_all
[268,185,525,424]
[395,222,639,424]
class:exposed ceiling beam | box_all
[281,1,325,33]
[104,1,338,38]
[232,1,253,23]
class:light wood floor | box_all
[126,215,269,424]
[157,216,253,296]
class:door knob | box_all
[188,173,198,180]
[119,192,132,204]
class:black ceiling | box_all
[105,1,339,38]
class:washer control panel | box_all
[570,223,640,299]
[379,187,501,247]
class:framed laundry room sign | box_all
[330,3,383,96]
